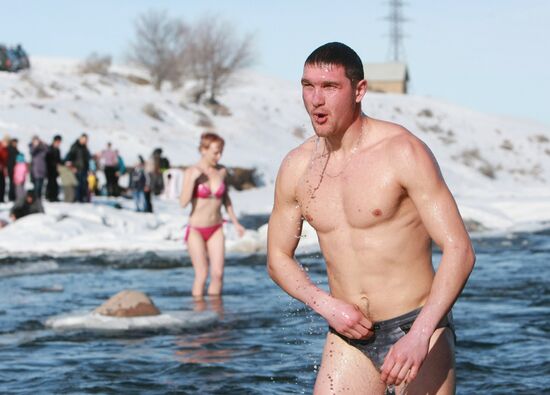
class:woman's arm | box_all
[222,169,245,237]
[179,167,200,208]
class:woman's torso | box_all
[189,166,227,227]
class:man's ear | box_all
[355,79,367,103]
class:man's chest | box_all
[296,163,405,232]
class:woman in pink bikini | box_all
[180,132,245,297]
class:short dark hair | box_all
[53,135,62,142]
[305,42,364,84]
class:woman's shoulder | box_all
[185,165,202,177]
[214,164,228,177]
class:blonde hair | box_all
[199,132,225,152]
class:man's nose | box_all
[311,88,325,107]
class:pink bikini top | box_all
[193,182,226,199]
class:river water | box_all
[0,222,548,394]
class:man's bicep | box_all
[417,184,468,247]
[268,167,304,259]
[402,143,469,247]
[270,197,303,247]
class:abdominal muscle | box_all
[317,224,435,322]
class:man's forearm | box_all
[410,244,475,338]
[267,254,331,316]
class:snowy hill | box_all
[0,57,549,256]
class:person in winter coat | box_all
[29,136,48,199]
[130,155,150,212]
[58,164,77,202]
[116,150,126,176]
[13,153,28,201]
[45,135,63,202]
[0,136,8,203]
[100,142,119,197]
[10,189,44,221]
[149,148,165,196]
[65,133,91,202]
[87,154,100,200]
[7,138,19,201]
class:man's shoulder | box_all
[371,119,429,160]
[281,136,317,168]
[371,119,442,186]
[275,136,317,189]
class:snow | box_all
[1,57,549,257]
[45,310,219,332]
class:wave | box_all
[0,260,59,278]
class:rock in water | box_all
[95,290,161,317]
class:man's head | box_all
[52,135,62,147]
[304,42,364,86]
[79,133,88,145]
[302,42,367,137]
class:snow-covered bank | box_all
[1,57,549,256]
[1,186,549,258]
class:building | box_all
[363,62,409,94]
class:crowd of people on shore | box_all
[0,133,171,222]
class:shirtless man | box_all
[267,42,475,394]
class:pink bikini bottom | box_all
[184,222,224,242]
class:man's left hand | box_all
[380,331,430,386]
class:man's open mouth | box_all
[313,112,328,124]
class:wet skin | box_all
[268,64,475,393]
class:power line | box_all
[384,0,408,62]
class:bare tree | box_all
[79,52,112,75]
[127,10,187,90]
[186,15,255,103]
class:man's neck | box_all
[325,114,367,155]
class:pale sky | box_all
[1,0,549,126]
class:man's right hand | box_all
[321,297,374,340]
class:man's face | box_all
[301,64,364,138]
[53,140,61,148]
[79,136,88,145]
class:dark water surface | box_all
[0,227,549,394]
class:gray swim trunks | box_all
[329,307,455,371]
